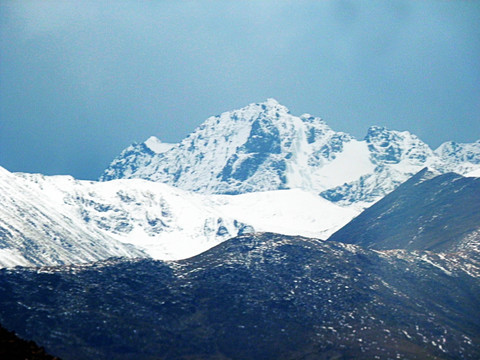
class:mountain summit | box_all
[101,99,366,195]
[101,100,480,205]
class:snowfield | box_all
[0,166,359,267]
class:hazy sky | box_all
[1,1,479,180]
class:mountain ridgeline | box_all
[0,166,357,268]
[101,99,480,205]
[1,99,480,268]
[0,233,478,360]
[328,168,480,252]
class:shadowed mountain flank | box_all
[328,168,480,252]
[0,233,478,360]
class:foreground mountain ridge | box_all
[0,323,61,360]
[0,232,478,360]
[101,99,480,205]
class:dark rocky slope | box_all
[0,323,61,360]
[0,233,478,360]
[328,169,480,252]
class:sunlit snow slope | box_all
[0,167,146,267]
[0,166,358,267]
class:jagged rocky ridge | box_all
[0,232,478,360]
[0,165,357,267]
[101,99,480,205]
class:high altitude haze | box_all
[1,1,479,179]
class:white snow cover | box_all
[435,140,480,164]
[0,248,31,268]
[3,99,479,267]
[101,99,373,195]
[313,140,374,189]
[101,99,480,205]
[0,167,146,268]
[466,168,480,178]
[0,166,359,267]
[207,189,358,240]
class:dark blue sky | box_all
[1,1,479,180]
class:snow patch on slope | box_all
[208,189,358,240]
[465,168,480,178]
[0,248,31,268]
[314,140,374,189]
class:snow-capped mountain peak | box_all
[101,100,480,205]
[230,98,290,117]
[3,99,480,268]
[101,99,363,195]
[435,140,480,166]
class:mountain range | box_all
[1,99,480,268]
[102,99,480,205]
[0,165,357,268]
[0,99,479,359]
